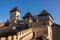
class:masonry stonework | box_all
[0,7,60,40]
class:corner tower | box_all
[38,10,54,40]
[23,11,33,27]
[38,10,54,26]
[10,7,20,23]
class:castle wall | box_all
[21,32,33,40]
[8,36,12,40]
[13,35,17,40]
[0,28,33,40]
[17,28,33,40]
[1,37,6,40]
[52,25,60,40]
[47,25,52,40]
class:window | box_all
[43,22,45,25]
[33,32,35,38]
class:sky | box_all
[0,0,60,24]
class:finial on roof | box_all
[42,10,46,12]
[13,7,18,10]
[23,10,33,19]
[27,10,30,13]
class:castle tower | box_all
[10,7,20,23]
[38,10,54,26]
[38,10,54,40]
[23,11,33,24]
[23,11,33,27]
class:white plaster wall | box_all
[10,11,20,23]
[1,37,6,40]
[21,32,33,40]
[17,28,33,40]
[13,35,16,40]
[47,25,52,40]
[8,36,12,40]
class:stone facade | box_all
[0,28,33,40]
[0,7,60,40]
[10,7,20,23]
[52,23,60,40]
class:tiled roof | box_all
[52,23,60,27]
[38,10,50,16]
[38,10,54,20]
[0,23,31,37]
[0,26,7,31]
[0,25,18,37]
[23,11,33,19]
[10,7,20,13]
[16,24,30,31]
[0,30,18,37]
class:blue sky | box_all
[0,0,60,24]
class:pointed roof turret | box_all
[38,10,50,16]
[38,10,54,20]
[10,7,20,13]
[23,10,33,19]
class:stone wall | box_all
[0,28,33,40]
[17,28,33,40]
[0,35,17,40]
[52,25,60,40]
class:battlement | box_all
[0,28,33,40]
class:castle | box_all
[0,7,60,40]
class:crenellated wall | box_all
[17,28,33,40]
[0,28,33,40]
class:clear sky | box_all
[0,0,60,24]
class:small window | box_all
[43,22,45,25]
[33,32,35,38]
